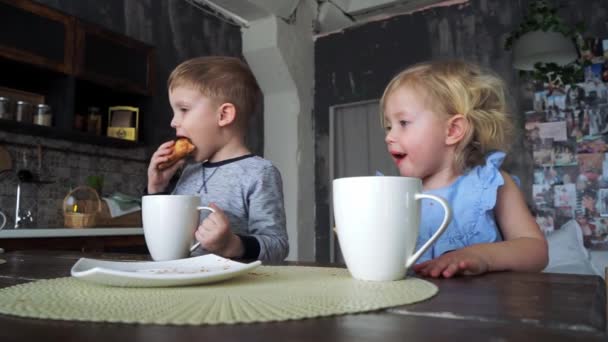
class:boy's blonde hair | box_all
[168,56,261,127]
[380,60,513,172]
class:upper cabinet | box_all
[0,0,74,74]
[0,0,155,146]
[74,21,155,96]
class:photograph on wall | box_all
[526,40,608,250]
[554,205,575,229]
[546,93,566,112]
[533,184,553,208]
[537,121,568,142]
[553,141,577,166]
[555,165,578,185]
[535,208,555,234]
[533,138,555,166]
[554,184,577,208]
[533,91,547,112]
[577,153,603,183]
[585,63,604,83]
[577,135,608,153]
[599,188,608,217]
[525,120,542,146]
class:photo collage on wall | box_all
[526,37,608,251]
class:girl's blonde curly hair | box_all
[380,60,514,172]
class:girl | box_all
[381,60,548,278]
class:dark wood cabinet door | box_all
[0,235,148,253]
[0,0,74,74]
[74,22,155,96]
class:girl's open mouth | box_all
[391,152,406,164]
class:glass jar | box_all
[33,104,52,126]
[87,106,102,135]
[0,96,12,120]
[15,101,33,123]
[74,112,85,131]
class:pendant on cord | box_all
[199,164,220,194]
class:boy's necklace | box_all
[199,164,220,194]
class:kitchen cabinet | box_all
[0,0,155,147]
[75,21,155,96]
[0,0,74,74]
[0,235,147,253]
[0,228,147,253]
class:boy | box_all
[147,56,289,262]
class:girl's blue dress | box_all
[416,151,507,263]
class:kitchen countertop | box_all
[0,228,143,238]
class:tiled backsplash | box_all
[0,131,148,228]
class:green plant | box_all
[527,62,585,88]
[86,175,104,195]
[505,0,588,87]
[504,1,582,50]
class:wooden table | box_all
[0,251,606,341]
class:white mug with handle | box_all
[142,195,214,261]
[333,176,452,281]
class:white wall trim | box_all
[242,1,316,261]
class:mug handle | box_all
[189,206,216,252]
[405,194,452,269]
[0,211,6,230]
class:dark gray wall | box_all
[314,0,608,261]
[32,0,263,155]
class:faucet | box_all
[14,181,23,228]
[14,181,34,228]
[12,170,54,228]
[14,170,35,229]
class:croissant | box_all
[157,138,195,170]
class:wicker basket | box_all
[63,186,102,228]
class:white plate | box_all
[71,254,262,287]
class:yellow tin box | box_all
[107,106,139,141]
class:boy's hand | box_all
[195,203,244,258]
[412,248,489,278]
[147,140,184,194]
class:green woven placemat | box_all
[0,265,437,325]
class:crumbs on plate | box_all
[134,266,230,274]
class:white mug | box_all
[142,195,214,261]
[332,176,452,281]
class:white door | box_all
[329,100,399,262]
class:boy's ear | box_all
[217,103,236,127]
[445,114,468,145]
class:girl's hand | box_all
[194,203,244,258]
[412,248,489,278]
[147,140,184,194]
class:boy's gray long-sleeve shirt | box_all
[172,154,289,262]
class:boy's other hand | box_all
[412,248,489,278]
[195,203,244,258]
[147,140,184,194]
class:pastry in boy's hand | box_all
[157,138,195,170]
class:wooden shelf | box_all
[0,118,143,148]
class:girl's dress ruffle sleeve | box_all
[463,151,506,246]
[476,151,506,212]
